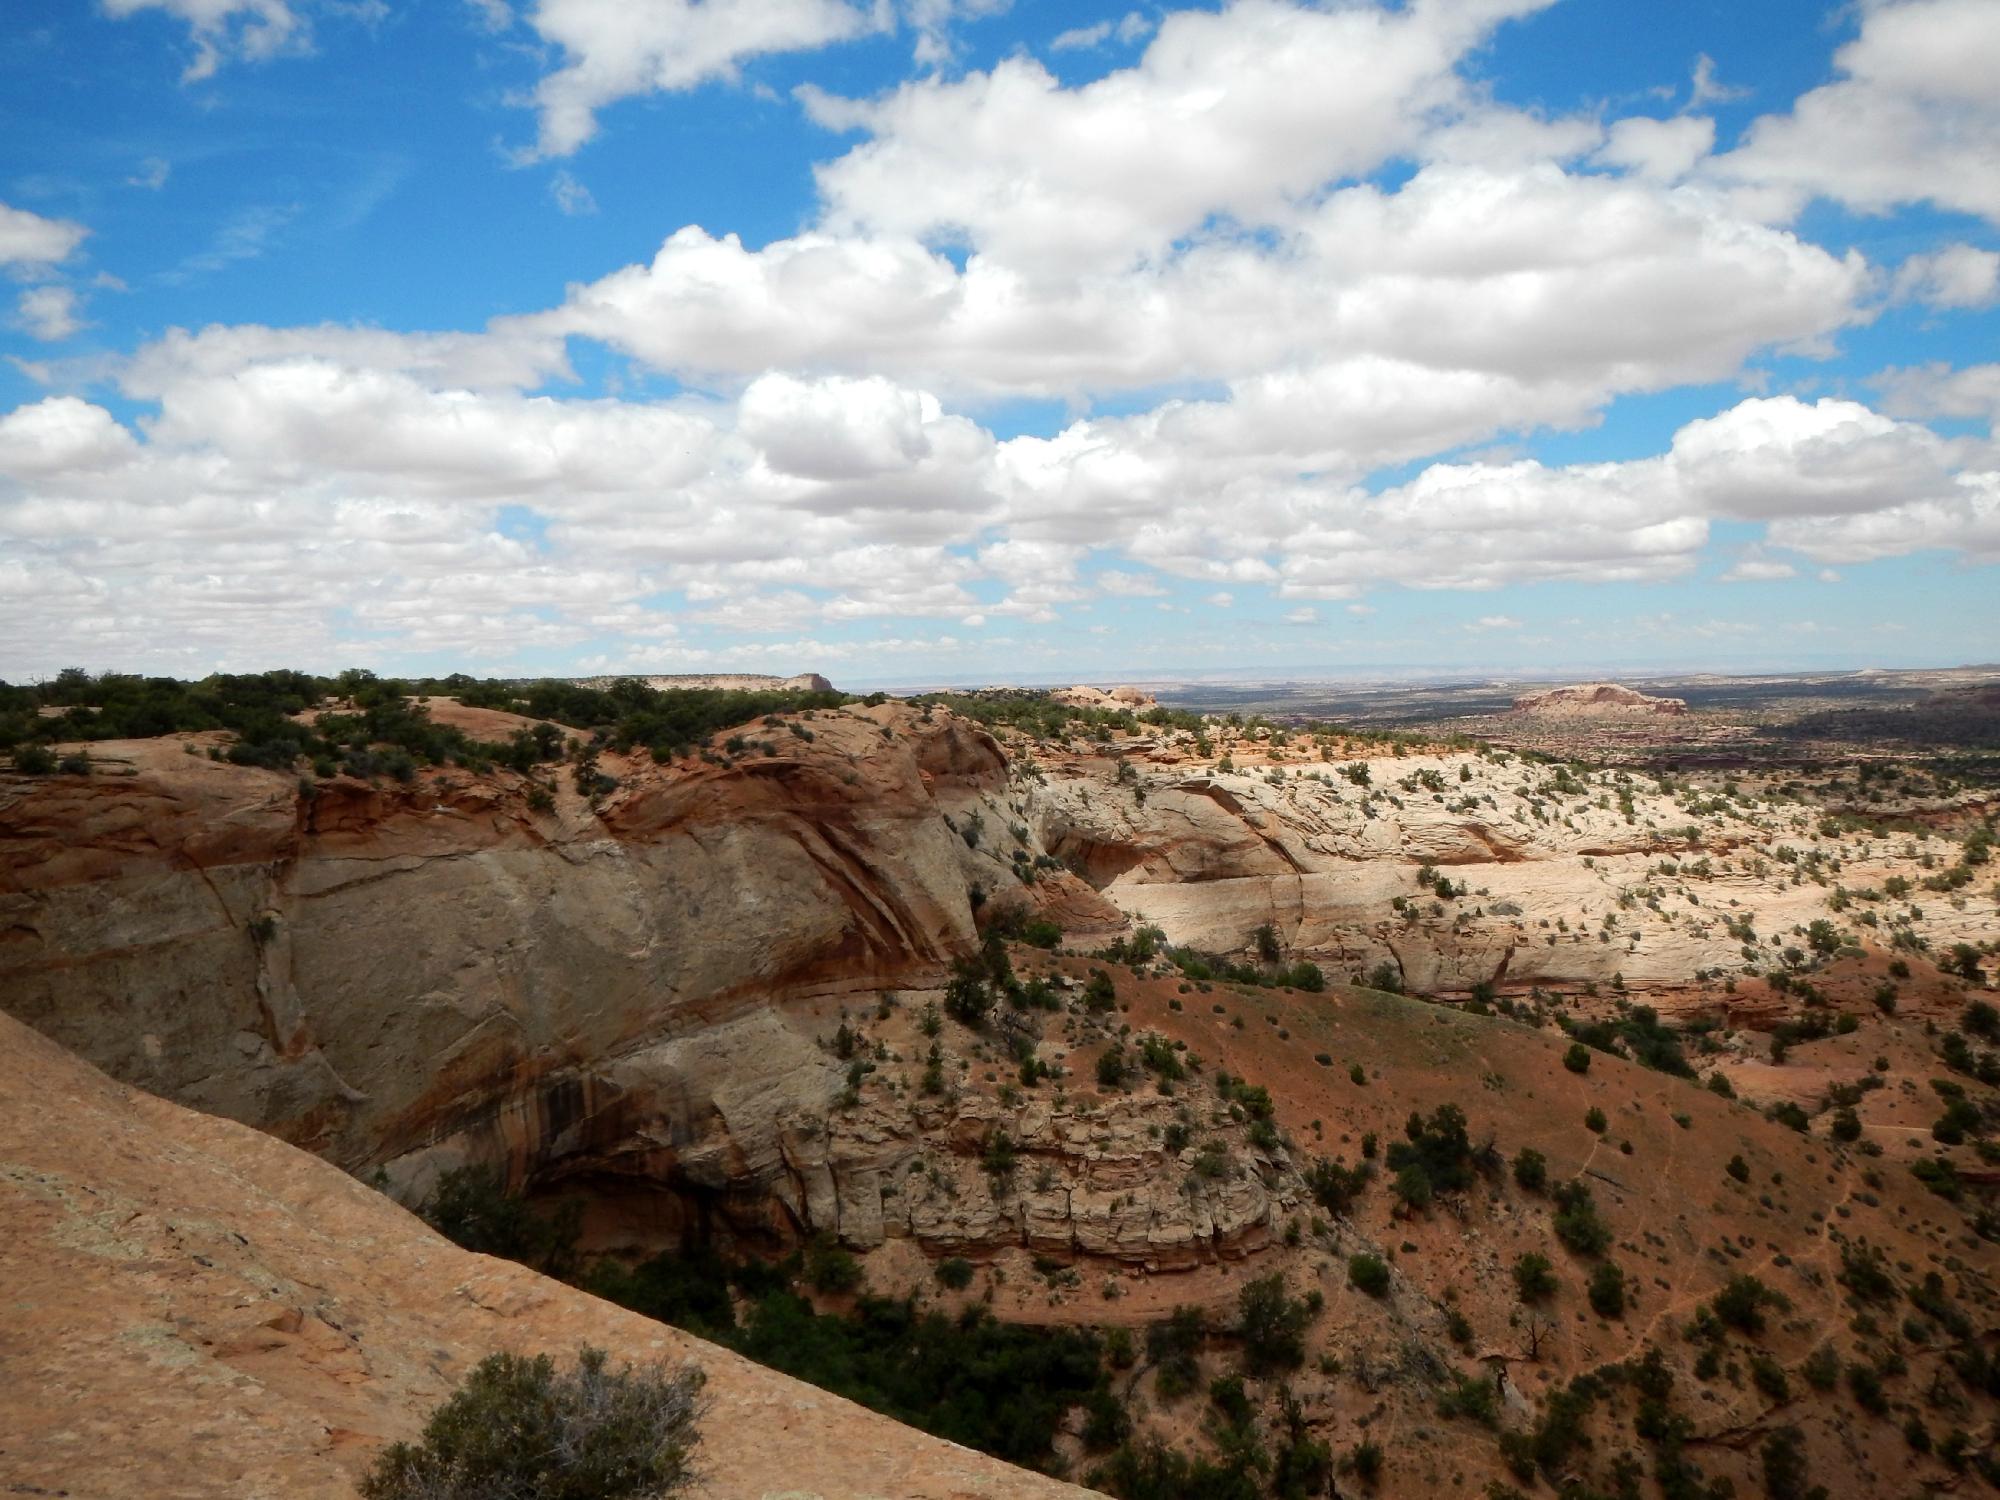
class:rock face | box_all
[1020,738,2000,1002]
[1510,682,1686,716]
[0,704,997,1227]
[0,1010,1088,1500]
[10,693,1991,1281]
[570,671,836,693]
[0,702,1299,1270]
[1051,685,1157,711]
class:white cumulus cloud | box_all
[519,0,872,159]
[1718,0,2000,225]
[0,202,88,268]
[15,286,88,341]
[1892,243,2000,310]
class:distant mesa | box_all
[1510,682,1687,717]
[1927,682,2000,712]
[1051,684,1158,711]
[568,671,835,694]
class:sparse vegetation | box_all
[359,1347,704,1500]
[1347,1253,1392,1297]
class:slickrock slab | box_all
[0,1013,1092,1500]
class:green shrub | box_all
[1096,1045,1130,1089]
[1837,1243,1896,1303]
[1912,1156,1962,1200]
[1563,1043,1591,1074]
[1285,961,1326,992]
[1237,1273,1312,1376]
[1513,1253,1558,1303]
[1512,1147,1547,1193]
[1347,1253,1391,1297]
[1847,1362,1888,1413]
[1346,1439,1383,1485]
[727,1292,1103,1468]
[1137,1033,1184,1081]
[420,1165,580,1278]
[1587,1262,1627,1318]
[804,1232,863,1294]
[1437,1372,1499,1425]
[934,1256,974,1290]
[1759,1425,1811,1500]
[582,1246,738,1338]
[1801,1345,1840,1390]
[1384,1104,1485,1209]
[1750,1352,1790,1402]
[1305,1155,1372,1217]
[1713,1273,1784,1335]
[1766,1101,1810,1132]
[1089,1438,1261,1499]
[944,965,992,1028]
[359,1347,703,1500]
[1552,1180,1611,1256]
[1272,1389,1333,1497]
[981,1129,1019,1181]
[1083,969,1118,1012]
[1098,1327,1135,1372]
[1146,1307,1205,1400]
[1081,1383,1131,1452]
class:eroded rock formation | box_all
[0,702,1300,1268]
[1,705,994,1220]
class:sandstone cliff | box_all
[0,704,1001,1230]
[0,702,1300,1269]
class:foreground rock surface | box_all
[0,1011,1088,1500]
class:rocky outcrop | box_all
[570,670,836,693]
[1052,685,1158,712]
[0,702,1296,1270]
[1510,682,1686,716]
[0,704,990,1176]
[1022,744,1995,999]
[0,1010,1088,1500]
[12,694,1988,1283]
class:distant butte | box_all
[1510,681,1687,716]
[1051,684,1158,711]
[568,670,835,693]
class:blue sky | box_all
[1,0,1996,687]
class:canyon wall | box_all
[0,704,995,1219]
